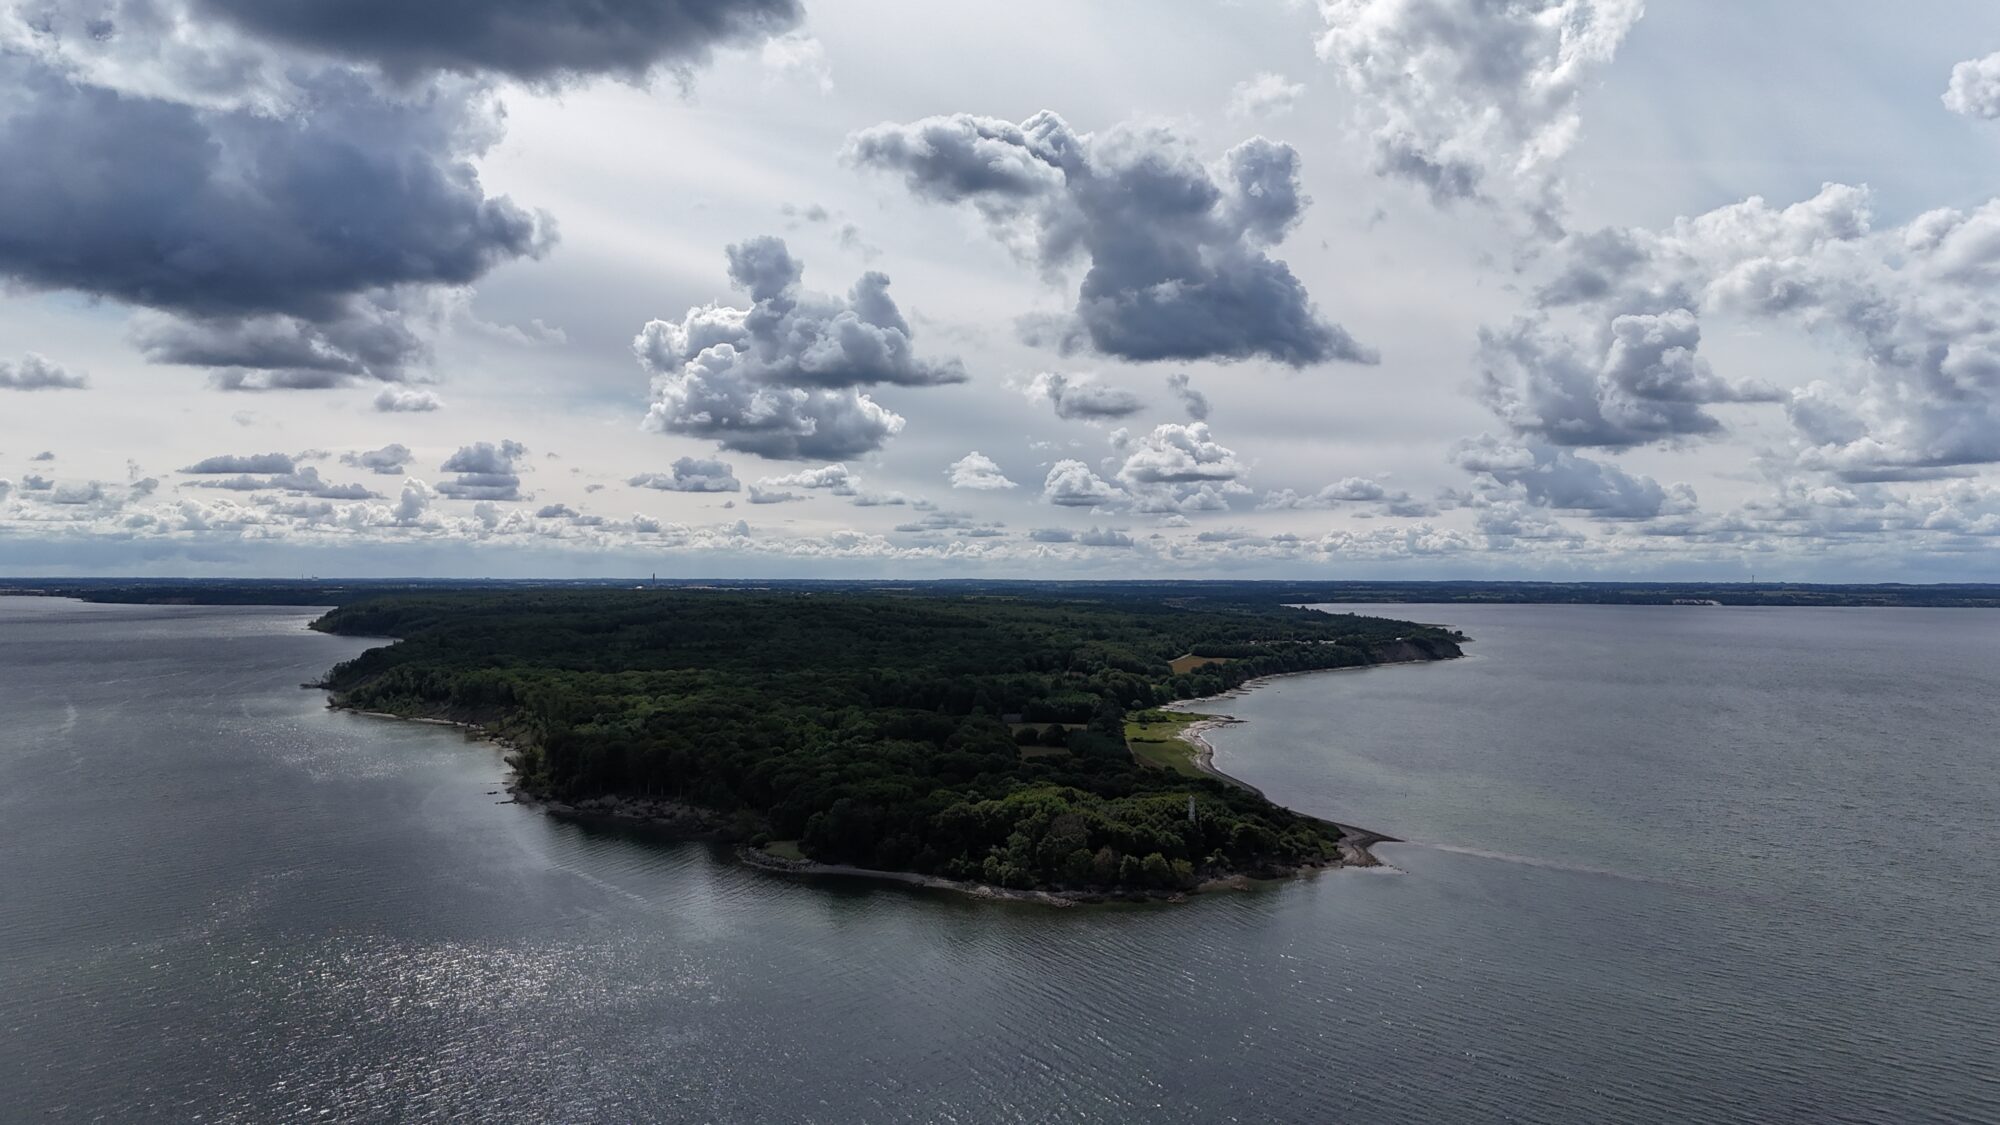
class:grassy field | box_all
[1168,653,1232,676]
[758,839,807,862]
[1125,710,1205,778]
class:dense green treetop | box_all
[314,590,1461,894]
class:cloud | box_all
[0,50,549,386]
[847,111,1374,366]
[1228,72,1305,119]
[1945,52,2000,119]
[1022,371,1143,420]
[1315,0,1643,229]
[1078,526,1133,547]
[1525,184,2000,478]
[1477,309,1781,449]
[1453,434,1691,519]
[185,465,378,499]
[1166,373,1210,420]
[1028,527,1075,543]
[134,295,434,389]
[436,439,526,499]
[637,237,961,459]
[747,485,801,504]
[947,451,1017,490]
[760,31,831,93]
[374,386,445,412]
[535,503,578,519]
[627,456,741,492]
[1042,459,1125,508]
[342,444,413,475]
[192,0,802,84]
[1259,475,1434,516]
[30,451,54,462]
[759,463,857,494]
[0,353,87,390]
[182,452,298,474]
[1114,422,1246,496]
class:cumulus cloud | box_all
[436,439,526,500]
[374,386,445,412]
[1453,434,1692,519]
[0,353,87,390]
[341,444,412,476]
[1114,422,1244,485]
[1166,373,1210,420]
[947,451,1017,490]
[0,45,550,387]
[627,456,741,492]
[759,463,857,495]
[1078,526,1134,547]
[637,238,962,460]
[182,452,298,475]
[1260,476,1435,516]
[191,0,802,84]
[1315,0,1642,229]
[1477,309,1781,449]
[1042,460,1125,508]
[846,111,1374,366]
[1022,371,1144,421]
[1228,72,1305,119]
[185,464,378,499]
[1944,52,2000,119]
[1524,183,2000,478]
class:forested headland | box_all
[313,590,1462,897]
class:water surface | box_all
[2,598,1994,1122]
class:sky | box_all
[6,0,2000,580]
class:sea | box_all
[2,597,1995,1123]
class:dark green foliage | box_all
[314,590,1460,891]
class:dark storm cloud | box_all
[0,52,547,386]
[846,111,1374,367]
[0,59,545,322]
[190,0,801,84]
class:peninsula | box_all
[312,589,1462,900]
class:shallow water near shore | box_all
[3,597,1997,1122]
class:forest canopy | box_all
[314,589,1461,893]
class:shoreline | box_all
[1158,652,1450,868]
[323,649,1452,903]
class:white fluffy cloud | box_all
[1944,52,2000,119]
[374,386,444,413]
[637,237,961,460]
[1042,460,1125,508]
[947,452,1017,491]
[1316,0,1642,228]
[1228,72,1305,119]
